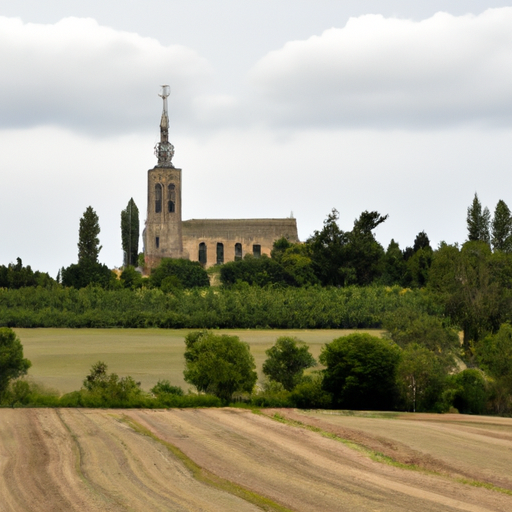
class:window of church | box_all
[156,236,160,249]
[199,242,207,265]
[253,244,261,258]
[168,184,176,213]
[155,184,162,213]
[235,243,242,261]
[216,243,224,265]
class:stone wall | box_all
[182,218,299,267]
[145,166,183,268]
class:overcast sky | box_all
[2,1,512,276]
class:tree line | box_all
[1,327,503,414]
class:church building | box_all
[144,86,299,269]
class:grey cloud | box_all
[247,9,512,129]
[0,17,212,135]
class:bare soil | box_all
[1,408,511,511]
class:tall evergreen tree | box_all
[491,199,512,252]
[78,206,102,264]
[121,198,140,266]
[467,193,490,244]
[413,231,432,252]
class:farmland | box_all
[15,328,381,393]
[1,408,511,511]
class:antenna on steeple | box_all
[154,85,175,167]
[159,85,170,118]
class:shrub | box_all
[151,379,184,397]
[320,333,400,410]
[184,331,257,402]
[290,375,332,409]
[450,369,489,415]
[262,337,316,391]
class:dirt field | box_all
[1,408,511,511]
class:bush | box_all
[0,328,31,398]
[290,375,332,409]
[450,369,489,415]
[320,333,400,410]
[262,337,316,391]
[151,379,184,397]
[150,258,209,289]
[184,331,257,402]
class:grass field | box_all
[15,328,383,394]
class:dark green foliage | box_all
[120,266,143,290]
[428,241,512,353]
[82,361,143,405]
[405,248,433,288]
[467,193,490,244]
[381,240,407,286]
[307,209,348,287]
[491,199,512,252]
[271,238,319,286]
[307,209,387,287]
[396,343,451,412]
[61,206,115,289]
[61,261,117,289]
[121,198,140,267]
[78,206,102,264]
[290,375,332,409]
[383,309,459,354]
[475,323,512,381]
[450,369,488,415]
[262,337,316,391]
[220,254,297,287]
[0,258,55,289]
[183,331,257,402]
[0,285,434,329]
[0,328,31,396]
[413,231,432,252]
[250,381,293,407]
[151,379,184,397]
[150,258,209,289]
[320,333,400,410]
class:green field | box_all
[14,328,383,394]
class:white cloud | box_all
[0,17,212,135]
[248,8,512,129]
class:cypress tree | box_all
[491,199,512,252]
[78,206,102,264]
[467,193,490,244]
[121,198,140,266]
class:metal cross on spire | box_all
[155,85,175,167]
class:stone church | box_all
[144,86,299,269]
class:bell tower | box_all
[145,85,183,267]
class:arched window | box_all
[199,242,207,265]
[234,243,242,261]
[216,243,224,265]
[168,183,176,213]
[155,184,162,213]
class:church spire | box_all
[154,85,175,167]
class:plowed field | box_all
[1,408,511,511]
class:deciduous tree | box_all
[320,333,400,410]
[263,337,316,391]
[183,331,257,401]
[0,328,31,396]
